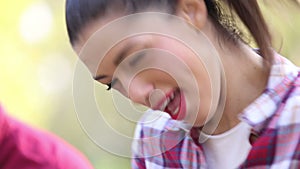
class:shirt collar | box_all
[239,52,299,131]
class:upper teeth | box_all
[160,92,176,111]
[172,107,179,115]
[170,93,175,100]
[159,92,180,117]
[160,97,170,110]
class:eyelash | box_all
[106,83,112,91]
[105,52,146,91]
[106,79,117,91]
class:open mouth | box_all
[155,88,186,120]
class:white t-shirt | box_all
[201,122,252,169]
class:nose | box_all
[127,76,153,107]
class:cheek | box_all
[175,49,213,126]
[140,69,178,87]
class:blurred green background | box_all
[0,1,299,169]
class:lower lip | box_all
[169,91,186,120]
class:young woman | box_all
[66,0,300,168]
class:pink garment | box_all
[0,105,94,169]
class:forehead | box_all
[73,13,126,75]
[73,12,123,55]
[73,13,170,75]
[72,12,216,77]
[73,12,178,54]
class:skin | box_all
[73,0,269,135]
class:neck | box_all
[203,33,269,135]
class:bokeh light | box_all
[19,2,53,44]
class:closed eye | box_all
[129,51,146,67]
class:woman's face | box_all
[74,13,215,127]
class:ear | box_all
[176,0,207,30]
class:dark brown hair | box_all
[65,0,291,65]
[225,0,272,64]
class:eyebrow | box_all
[93,43,135,81]
[113,43,135,65]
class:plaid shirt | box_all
[131,53,300,169]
